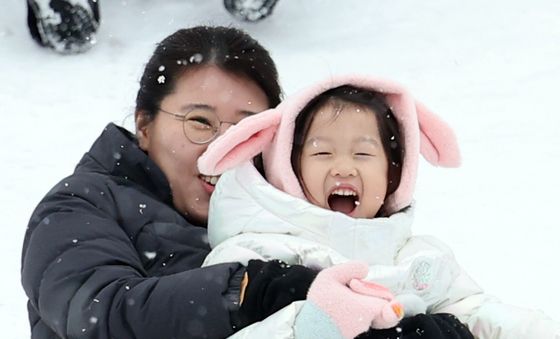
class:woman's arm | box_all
[22,176,241,339]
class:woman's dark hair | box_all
[135,26,282,119]
[290,85,404,213]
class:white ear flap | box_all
[198,109,282,175]
[416,101,461,167]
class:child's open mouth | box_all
[327,188,360,215]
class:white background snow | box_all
[1,0,559,337]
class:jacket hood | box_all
[198,74,460,215]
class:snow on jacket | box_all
[21,123,243,339]
[203,161,560,339]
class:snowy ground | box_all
[1,0,559,337]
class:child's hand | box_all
[295,261,403,339]
[348,278,405,329]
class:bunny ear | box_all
[416,101,461,167]
[197,108,282,175]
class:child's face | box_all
[299,102,389,218]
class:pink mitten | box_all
[301,261,403,339]
[348,279,404,329]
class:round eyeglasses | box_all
[158,107,238,145]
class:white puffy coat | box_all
[203,162,560,338]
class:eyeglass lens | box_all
[182,109,222,144]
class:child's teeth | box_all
[331,189,356,196]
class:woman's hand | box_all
[357,313,474,339]
[234,259,318,327]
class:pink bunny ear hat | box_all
[198,74,461,215]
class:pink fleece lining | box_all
[198,108,281,175]
[198,74,461,215]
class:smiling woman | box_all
[20,25,324,339]
[135,65,270,225]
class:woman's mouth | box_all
[200,175,219,185]
[200,175,220,194]
[327,188,360,215]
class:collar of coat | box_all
[208,161,413,265]
[76,123,173,206]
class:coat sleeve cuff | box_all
[295,301,343,339]
[226,266,247,331]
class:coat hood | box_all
[198,74,460,215]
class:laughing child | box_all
[198,75,559,338]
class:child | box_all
[198,75,560,338]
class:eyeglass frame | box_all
[158,106,238,145]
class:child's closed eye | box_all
[354,152,375,157]
[311,152,332,157]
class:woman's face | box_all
[299,102,389,219]
[136,66,269,225]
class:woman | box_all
[21,25,483,339]
[21,26,319,339]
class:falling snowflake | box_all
[139,203,147,214]
[143,251,157,260]
[189,53,203,64]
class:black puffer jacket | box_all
[21,123,243,339]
